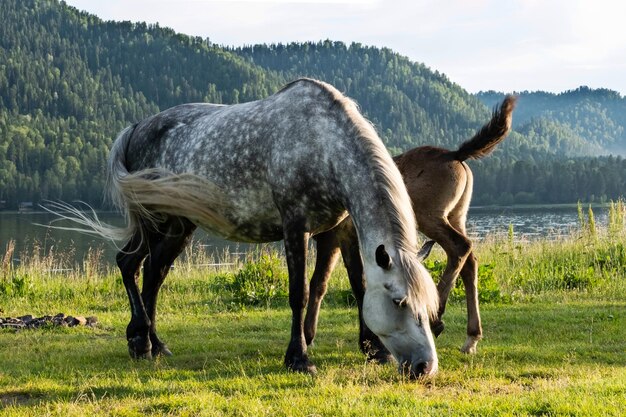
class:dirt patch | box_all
[0,313,97,330]
[0,391,35,406]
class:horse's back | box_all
[126,80,343,173]
[125,103,227,171]
[117,80,356,241]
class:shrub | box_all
[230,254,288,307]
[592,243,626,275]
[324,288,357,307]
[0,274,33,297]
[422,259,509,304]
[557,264,596,290]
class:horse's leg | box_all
[458,250,482,353]
[116,231,151,359]
[338,229,391,363]
[421,219,472,338]
[304,230,341,346]
[282,220,315,373]
[142,217,196,357]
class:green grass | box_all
[1,231,626,416]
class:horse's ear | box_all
[376,244,392,270]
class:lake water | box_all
[467,205,602,240]
[0,205,608,268]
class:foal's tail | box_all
[452,95,517,162]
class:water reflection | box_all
[0,205,610,266]
[0,211,262,268]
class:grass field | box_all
[1,222,625,416]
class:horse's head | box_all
[362,243,439,378]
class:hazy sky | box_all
[64,0,626,95]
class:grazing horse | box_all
[305,96,516,359]
[62,79,439,378]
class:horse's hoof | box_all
[288,361,317,375]
[152,343,173,357]
[285,357,317,375]
[431,320,445,338]
[128,337,152,360]
[129,346,153,360]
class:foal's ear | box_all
[417,240,436,262]
[376,244,392,270]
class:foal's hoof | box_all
[460,335,481,354]
[431,320,445,338]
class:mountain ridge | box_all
[0,0,624,207]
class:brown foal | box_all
[305,96,516,358]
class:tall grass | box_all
[2,208,626,416]
[471,202,626,301]
[2,202,626,314]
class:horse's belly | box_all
[225,204,284,243]
[193,187,284,242]
[193,189,347,243]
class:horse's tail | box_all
[452,95,517,162]
[41,125,140,246]
[45,124,236,248]
[107,124,137,215]
[106,124,235,242]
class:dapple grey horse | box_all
[58,79,439,378]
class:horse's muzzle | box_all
[399,359,438,379]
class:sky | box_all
[63,0,626,96]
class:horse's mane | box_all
[284,79,438,317]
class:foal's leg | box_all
[117,232,151,359]
[304,230,341,346]
[448,181,482,353]
[142,217,196,357]
[282,220,315,373]
[421,219,472,338]
[339,237,391,363]
[459,251,482,354]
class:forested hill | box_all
[1,0,625,208]
[0,0,285,206]
[233,43,490,154]
[235,44,626,159]
[230,44,626,205]
[478,88,626,156]
[0,0,491,207]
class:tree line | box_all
[0,0,625,208]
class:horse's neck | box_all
[340,168,407,257]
